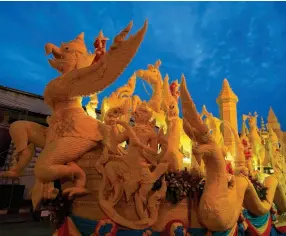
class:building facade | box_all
[0,85,51,199]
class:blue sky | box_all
[0,1,285,130]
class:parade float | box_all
[0,20,286,236]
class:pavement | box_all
[0,206,53,236]
[0,221,53,236]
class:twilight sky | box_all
[0,1,285,130]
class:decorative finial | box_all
[96,30,109,41]
[216,78,238,104]
[260,117,266,132]
[92,30,109,65]
[223,78,230,88]
[169,76,180,101]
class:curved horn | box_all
[155,59,161,68]
[201,105,212,118]
[76,32,84,40]
[242,114,248,121]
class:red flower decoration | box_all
[242,139,248,146]
[226,161,234,175]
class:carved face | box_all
[247,112,258,128]
[248,116,257,127]
[45,33,93,74]
[133,104,153,123]
[136,60,162,85]
[105,107,124,125]
[165,101,179,119]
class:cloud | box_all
[3,51,44,70]
[0,50,50,83]
[0,1,285,129]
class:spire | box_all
[267,106,281,132]
[216,78,238,104]
[268,107,278,123]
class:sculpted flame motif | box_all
[100,72,137,126]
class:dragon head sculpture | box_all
[136,59,162,86]
[247,112,259,128]
[133,102,153,124]
[45,33,94,74]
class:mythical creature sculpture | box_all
[0,93,99,179]
[245,112,266,172]
[31,21,148,209]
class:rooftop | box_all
[0,85,101,116]
[0,85,44,100]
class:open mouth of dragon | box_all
[44,43,66,66]
[50,51,64,60]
